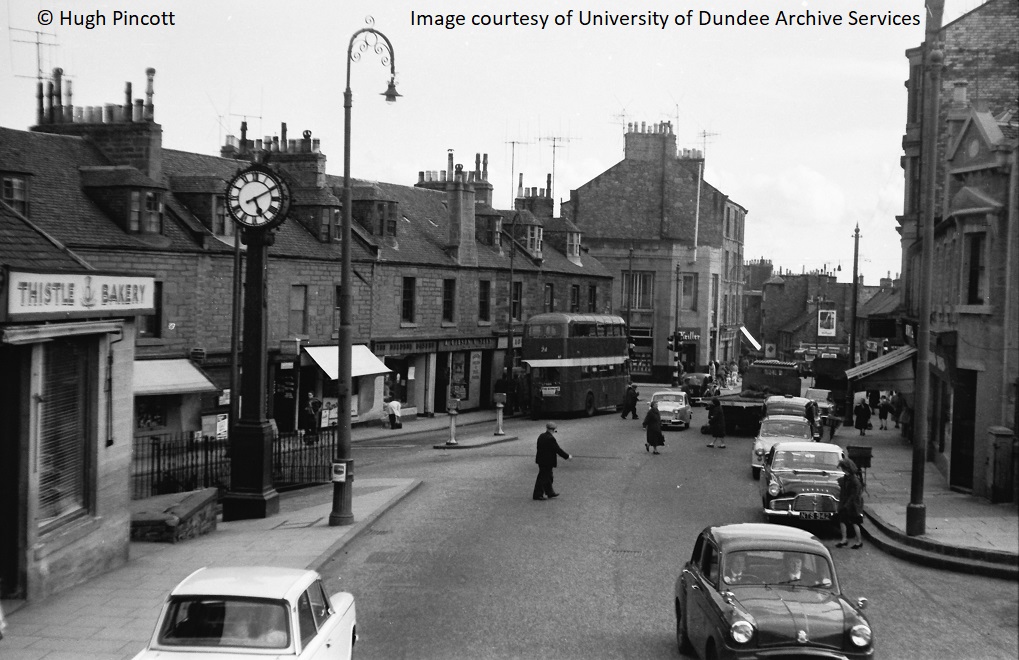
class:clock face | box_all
[226,165,290,228]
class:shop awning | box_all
[303,344,391,381]
[523,355,627,368]
[739,326,762,351]
[134,359,219,396]
[844,346,916,393]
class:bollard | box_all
[494,402,505,436]
[447,410,458,445]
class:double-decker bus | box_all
[521,313,629,416]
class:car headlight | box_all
[850,623,872,647]
[730,620,754,644]
[768,478,780,497]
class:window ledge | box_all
[477,320,492,327]
[400,322,418,329]
[441,321,456,328]
[956,304,993,315]
[35,514,103,560]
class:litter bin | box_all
[846,445,872,484]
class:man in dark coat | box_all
[620,382,639,420]
[533,422,571,500]
[706,397,726,448]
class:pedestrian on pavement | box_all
[877,396,893,430]
[890,390,903,428]
[300,391,322,431]
[533,422,571,500]
[899,402,913,441]
[706,397,727,448]
[642,400,665,454]
[620,382,640,420]
[854,398,872,436]
[385,396,403,430]
[835,457,865,549]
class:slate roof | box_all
[0,203,93,271]
[0,125,607,277]
[779,309,815,334]
[858,287,901,318]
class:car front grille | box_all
[792,493,838,512]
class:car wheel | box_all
[584,392,596,417]
[752,466,761,480]
[675,598,692,653]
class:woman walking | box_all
[853,398,872,436]
[706,397,727,448]
[642,400,665,454]
[836,457,865,549]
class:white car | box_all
[134,567,356,659]
[751,414,814,480]
[644,390,692,429]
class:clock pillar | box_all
[222,226,280,520]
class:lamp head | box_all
[382,77,401,103]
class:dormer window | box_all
[2,174,28,216]
[212,195,235,237]
[130,190,163,234]
[526,226,543,256]
[566,232,581,258]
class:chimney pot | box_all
[145,67,156,119]
[255,139,264,151]
[418,171,425,183]
[281,122,288,149]
[133,99,144,122]
[124,81,133,121]
[482,153,488,179]
[312,138,320,152]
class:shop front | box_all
[372,338,438,418]
[434,336,496,413]
[0,267,153,602]
[297,344,392,426]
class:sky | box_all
[0,0,985,285]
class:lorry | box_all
[712,359,802,434]
[810,356,850,420]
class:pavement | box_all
[1,406,1016,658]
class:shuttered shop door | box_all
[38,338,90,528]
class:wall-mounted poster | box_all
[818,309,836,337]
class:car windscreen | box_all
[722,550,834,588]
[772,449,841,471]
[158,596,290,649]
[767,402,806,417]
[759,420,812,438]
[654,394,682,403]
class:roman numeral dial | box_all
[225,164,291,229]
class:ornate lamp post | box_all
[330,18,400,527]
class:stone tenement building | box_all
[563,121,747,381]
[891,0,1018,501]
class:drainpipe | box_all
[106,327,125,447]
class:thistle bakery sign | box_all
[2,268,155,322]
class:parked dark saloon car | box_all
[675,523,873,660]
[760,442,844,524]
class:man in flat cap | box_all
[533,421,571,500]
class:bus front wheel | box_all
[584,392,596,416]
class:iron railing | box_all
[131,427,339,500]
